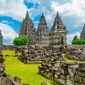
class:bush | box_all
[72,38,85,44]
[13,36,29,45]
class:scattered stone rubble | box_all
[39,60,85,85]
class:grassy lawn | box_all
[2,50,57,85]
[62,54,85,63]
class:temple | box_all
[37,13,49,47]
[19,11,36,45]
[19,11,67,47]
[50,12,67,47]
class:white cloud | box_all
[0,23,18,45]
[51,0,85,23]
[0,0,27,21]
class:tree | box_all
[72,38,85,44]
[13,36,29,45]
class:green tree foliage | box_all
[13,36,29,45]
[72,38,85,44]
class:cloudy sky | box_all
[0,0,85,45]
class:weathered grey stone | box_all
[41,82,50,85]
[2,77,13,85]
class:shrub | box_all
[13,36,29,45]
[72,38,85,44]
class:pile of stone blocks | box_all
[64,45,85,61]
[20,45,64,64]
[39,60,85,85]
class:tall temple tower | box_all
[0,30,3,45]
[37,13,49,47]
[50,12,67,47]
[19,11,36,45]
[80,24,85,39]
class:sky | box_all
[0,0,85,45]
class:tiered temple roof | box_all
[50,12,67,46]
[37,13,49,47]
[51,12,67,32]
[19,11,35,35]
[19,11,36,45]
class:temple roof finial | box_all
[40,13,45,20]
[25,11,30,20]
[55,11,63,25]
[57,11,59,16]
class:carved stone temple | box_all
[19,11,67,47]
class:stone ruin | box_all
[64,45,85,61]
[37,45,85,85]
[20,45,64,64]
[39,60,85,85]
[0,49,29,85]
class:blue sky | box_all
[0,0,85,45]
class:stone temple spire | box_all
[19,11,36,45]
[55,12,63,25]
[37,13,49,47]
[25,11,30,20]
[38,13,48,28]
[80,24,85,39]
[51,11,64,31]
[50,12,67,46]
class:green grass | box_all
[2,50,57,85]
[62,54,85,63]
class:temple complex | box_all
[19,11,67,47]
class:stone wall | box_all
[1,45,26,50]
[20,45,64,64]
[39,61,85,85]
[64,45,85,61]
[2,45,16,50]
